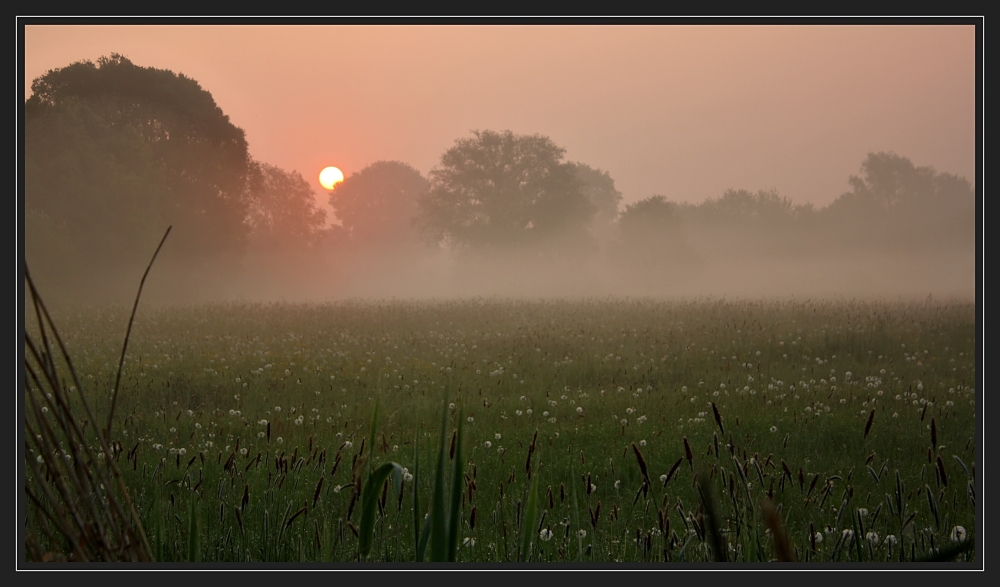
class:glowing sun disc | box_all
[319,166,344,190]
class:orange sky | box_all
[22,23,977,222]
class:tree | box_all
[612,195,699,286]
[418,130,595,252]
[846,151,937,209]
[822,151,975,252]
[618,195,679,234]
[699,188,795,223]
[329,160,429,249]
[568,162,622,244]
[245,161,327,251]
[24,96,176,302]
[24,54,254,302]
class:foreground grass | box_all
[25,298,977,562]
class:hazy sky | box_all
[22,23,977,221]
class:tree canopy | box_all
[820,151,975,253]
[245,161,327,251]
[23,54,326,303]
[839,151,975,213]
[418,130,596,252]
[330,160,429,249]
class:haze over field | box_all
[21,22,979,304]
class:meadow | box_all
[24,297,978,563]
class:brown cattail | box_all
[683,436,694,469]
[781,459,792,481]
[312,476,324,507]
[632,442,651,487]
[346,490,358,520]
[863,408,876,439]
[590,501,601,528]
[525,430,538,478]
[241,482,249,510]
[664,457,683,486]
[469,506,477,530]
[711,402,725,435]
[930,417,937,449]
[936,455,948,487]
[449,430,457,460]
[330,452,342,479]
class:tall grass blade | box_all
[412,427,422,560]
[570,459,583,562]
[107,226,171,435]
[187,491,200,562]
[519,455,540,562]
[696,472,728,562]
[429,399,449,562]
[446,408,464,562]
[359,461,403,559]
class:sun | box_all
[319,166,344,190]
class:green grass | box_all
[24,297,977,562]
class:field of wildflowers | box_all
[24,298,977,563]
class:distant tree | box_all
[569,162,622,244]
[846,151,936,209]
[615,195,698,280]
[822,151,975,252]
[245,161,327,251]
[618,195,679,235]
[418,130,596,252]
[329,161,429,249]
[698,188,796,223]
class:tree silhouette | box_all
[330,160,429,249]
[569,162,622,246]
[25,54,253,302]
[822,151,975,253]
[418,130,595,252]
[245,161,327,251]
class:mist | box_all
[21,54,977,308]
[200,220,974,305]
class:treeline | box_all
[23,56,976,303]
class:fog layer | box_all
[23,57,976,306]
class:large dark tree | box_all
[329,160,428,249]
[24,54,255,302]
[418,130,596,252]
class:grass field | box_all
[24,298,978,563]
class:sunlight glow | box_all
[319,166,344,190]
